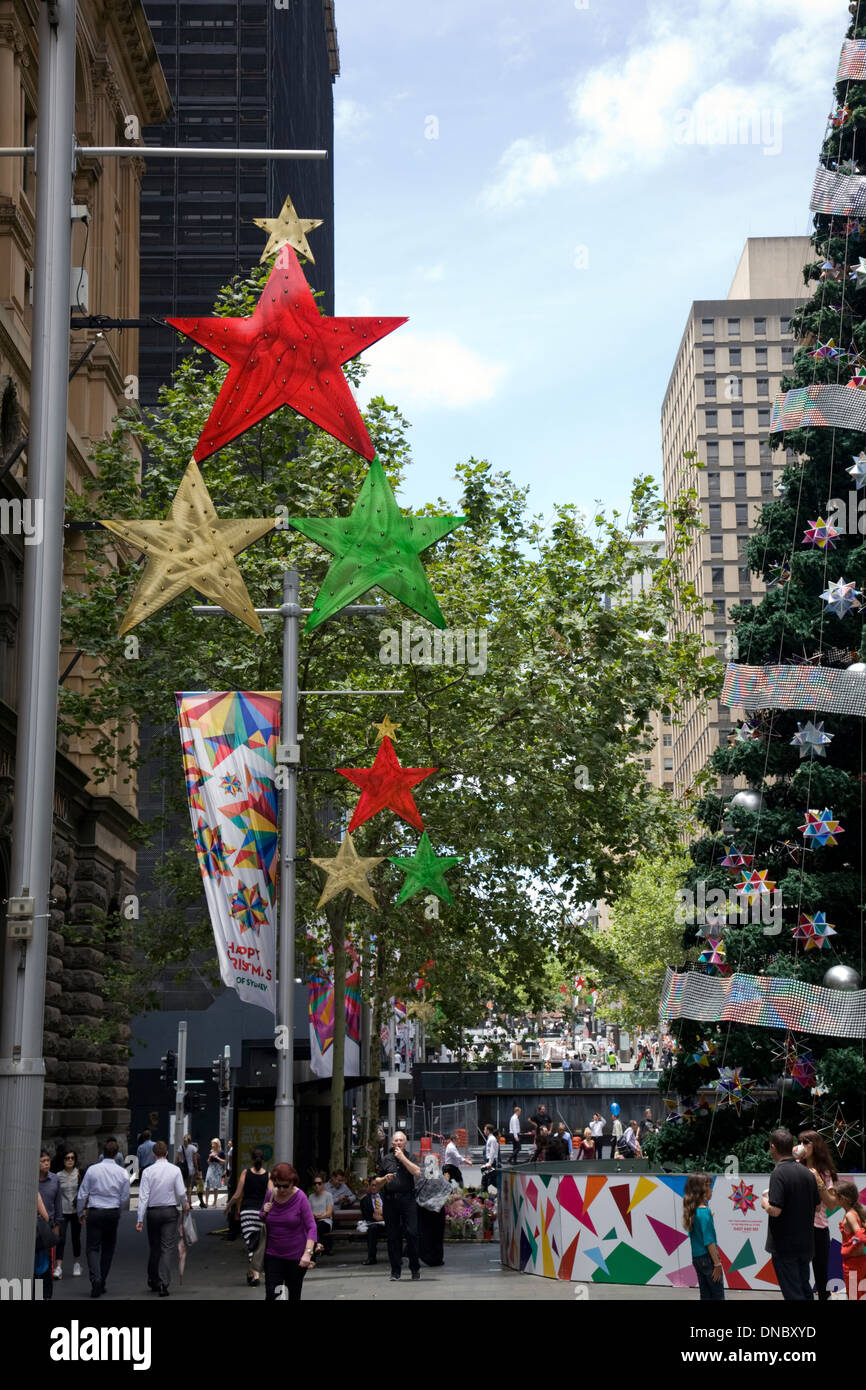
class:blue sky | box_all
[330,0,846,520]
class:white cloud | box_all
[335,97,371,141]
[480,0,842,205]
[358,331,506,409]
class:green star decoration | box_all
[388,831,462,906]
[288,456,466,632]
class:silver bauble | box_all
[730,790,762,813]
[822,964,862,991]
[847,662,866,675]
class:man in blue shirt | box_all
[77,1138,131,1298]
[136,1129,156,1176]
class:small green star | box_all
[288,456,465,632]
[388,831,461,906]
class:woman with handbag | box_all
[202,1138,226,1208]
[258,1162,316,1302]
[52,1148,83,1280]
[227,1149,271,1286]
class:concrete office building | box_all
[659,236,811,796]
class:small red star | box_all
[338,737,437,833]
[167,246,407,462]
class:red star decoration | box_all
[338,737,437,833]
[167,247,407,463]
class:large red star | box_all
[338,737,437,833]
[167,246,406,463]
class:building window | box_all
[703,348,716,366]
[736,502,748,527]
[704,379,717,399]
[732,409,744,429]
[737,535,749,556]
[781,316,792,334]
[728,317,740,336]
[757,377,769,397]
[709,503,721,528]
[663,734,672,747]
[710,534,723,554]
[734,471,747,494]
[754,316,766,335]
[663,758,674,771]
[733,440,746,462]
[705,409,718,429]
[782,344,794,365]
[702,318,715,337]
[714,629,728,654]
[705,440,719,463]
[758,407,771,427]
[755,347,768,367]
[708,471,720,494]
[759,440,772,461]
[739,597,753,607]
[739,565,751,587]
[713,598,726,618]
[711,566,724,589]
[760,470,773,495]
[729,347,742,367]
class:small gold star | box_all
[101,458,274,635]
[253,193,323,264]
[373,715,401,743]
[311,833,383,910]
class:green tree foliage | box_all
[62,263,715,1166]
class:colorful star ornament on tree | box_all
[768,560,792,588]
[792,912,837,950]
[373,714,401,744]
[733,869,777,904]
[167,246,407,462]
[830,104,851,129]
[698,937,727,968]
[851,256,866,289]
[770,1035,817,1091]
[252,192,323,264]
[809,338,840,360]
[338,736,437,833]
[733,719,762,743]
[388,830,462,906]
[790,720,834,759]
[818,1105,866,1158]
[713,1067,756,1113]
[288,455,466,631]
[820,577,862,618]
[850,364,866,390]
[310,833,384,909]
[101,458,275,635]
[799,808,844,847]
[802,518,839,550]
[848,451,866,488]
[720,844,754,871]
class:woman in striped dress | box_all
[228,1150,271,1286]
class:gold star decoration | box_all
[101,458,275,636]
[253,193,323,264]
[373,715,401,743]
[311,833,383,910]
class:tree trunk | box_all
[329,916,347,1174]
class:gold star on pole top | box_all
[253,193,323,264]
[100,458,275,636]
[311,833,384,910]
[373,715,401,743]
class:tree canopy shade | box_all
[61,263,716,1163]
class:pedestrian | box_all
[642,1107,657,1136]
[136,1139,188,1296]
[259,1162,316,1302]
[325,1170,355,1209]
[611,1113,623,1154]
[52,1148,83,1282]
[175,1133,200,1205]
[136,1129,155,1177]
[532,1127,550,1162]
[590,1112,605,1159]
[760,1128,819,1301]
[227,1149,271,1286]
[607,1048,618,1070]
[359,1178,386,1265]
[528,1103,553,1136]
[555,1121,573,1159]
[561,1053,571,1072]
[307,1174,334,1255]
[578,1127,596,1160]
[794,1130,836,1301]
[682,1173,724,1301]
[442,1132,466,1185]
[481,1123,501,1191]
[509,1105,523,1164]
[832,1178,866,1301]
[77,1137,131,1298]
[618,1120,641,1158]
[202,1137,226,1207]
[370,1129,422,1282]
[546,1134,568,1162]
[37,1149,62,1298]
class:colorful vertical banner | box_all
[309,969,362,1077]
[176,692,280,1014]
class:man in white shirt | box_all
[589,1113,605,1158]
[136,1140,188,1295]
[77,1138,131,1298]
[443,1133,466,1185]
[481,1123,501,1192]
[509,1105,523,1164]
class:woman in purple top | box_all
[259,1162,317,1302]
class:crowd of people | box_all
[505,1103,657,1162]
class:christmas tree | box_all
[654,8,866,1172]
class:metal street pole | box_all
[275,567,300,1164]
[222,1043,233,1168]
[0,0,76,1284]
[173,1021,188,1154]
[387,1008,397,1137]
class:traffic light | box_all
[159,1050,176,1086]
[186,1089,206,1113]
[211,1057,222,1086]
[221,1055,231,1100]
